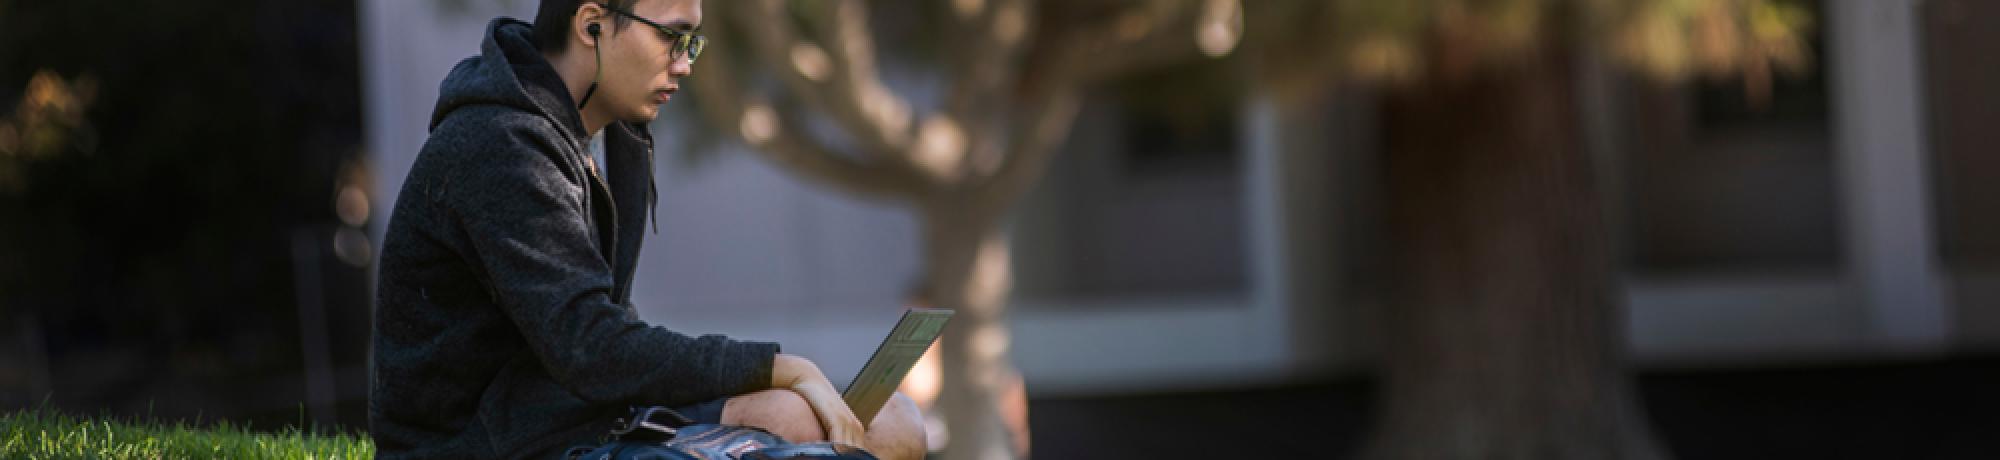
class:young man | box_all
[369,1,924,458]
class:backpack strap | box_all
[609,406,697,442]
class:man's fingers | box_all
[795,379,867,447]
[818,402,864,446]
[834,413,866,446]
[832,428,865,447]
[823,401,866,446]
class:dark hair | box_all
[532,0,640,54]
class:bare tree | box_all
[686,0,1806,458]
[1237,0,1809,458]
[682,0,1242,458]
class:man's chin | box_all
[623,106,662,124]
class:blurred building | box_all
[6,0,1992,450]
[359,0,1997,404]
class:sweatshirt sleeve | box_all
[442,132,777,407]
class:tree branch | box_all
[683,9,930,202]
[931,0,1036,185]
[963,0,1224,205]
[732,0,920,163]
[968,78,1082,213]
[1073,0,1221,82]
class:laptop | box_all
[841,308,954,423]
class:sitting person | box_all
[367,1,924,458]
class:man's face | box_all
[596,0,700,123]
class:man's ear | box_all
[572,3,608,48]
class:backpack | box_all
[563,406,880,460]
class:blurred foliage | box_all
[1244,0,1812,96]
[1598,0,1813,78]
[0,71,97,192]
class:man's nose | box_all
[668,56,693,77]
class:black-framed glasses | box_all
[596,3,706,64]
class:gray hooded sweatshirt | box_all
[370,18,778,459]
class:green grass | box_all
[0,406,374,459]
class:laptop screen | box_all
[841,308,953,423]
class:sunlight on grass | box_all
[0,406,373,459]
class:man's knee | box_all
[873,392,921,428]
[863,392,928,460]
[720,389,825,442]
[718,389,927,456]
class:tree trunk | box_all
[1360,34,1667,460]
[916,197,1028,460]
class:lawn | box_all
[0,406,373,459]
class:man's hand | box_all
[771,353,866,447]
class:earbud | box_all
[578,22,605,110]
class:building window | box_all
[1618,0,1840,276]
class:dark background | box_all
[0,0,373,430]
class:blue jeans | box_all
[558,404,877,460]
[562,423,876,460]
